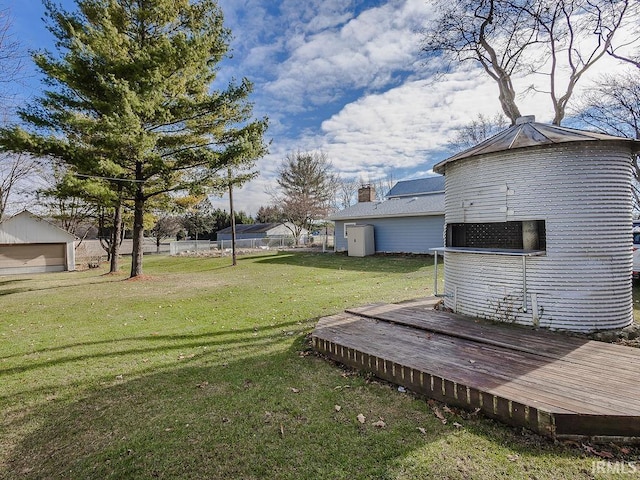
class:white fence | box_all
[218,237,296,250]
[170,235,334,255]
[169,240,213,255]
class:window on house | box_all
[344,222,356,238]
[446,220,546,251]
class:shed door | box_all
[0,243,67,273]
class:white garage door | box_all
[0,243,67,274]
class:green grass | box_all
[0,252,638,479]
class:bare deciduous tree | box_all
[573,70,640,139]
[0,7,24,109]
[150,215,182,253]
[271,151,339,244]
[422,0,638,125]
[359,174,395,201]
[573,69,640,207]
[448,113,507,151]
[0,153,39,220]
[422,0,539,124]
[523,0,633,125]
[336,177,360,209]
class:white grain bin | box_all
[433,116,640,333]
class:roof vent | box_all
[516,115,535,125]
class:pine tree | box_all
[0,0,267,277]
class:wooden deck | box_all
[312,298,640,442]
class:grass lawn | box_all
[1,251,638,479]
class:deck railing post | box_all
[433,250,439,296]
[522,255,527,313]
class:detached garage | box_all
[0,211,76,274]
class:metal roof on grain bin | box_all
[434,115,640,173]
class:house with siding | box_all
[330,177,445,254]
[216,222,308,242]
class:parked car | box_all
[634,223,640,280]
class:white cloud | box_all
[213,0,640,216]
[264,0,433,109]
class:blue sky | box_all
[4,0,634,215]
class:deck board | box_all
[312,299,640,441]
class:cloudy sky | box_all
[6,0,634,215]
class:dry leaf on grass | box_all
[453,422,463,429]
[582,444,614,459]
[417,427,427,435]
[334,405,342,412]
[357,414,366,424]
[507,454,519,462]
[290,387,300,393]
[372,419,386,428]
[431,406,447,424]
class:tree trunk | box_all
[130,166,145,278]
[228,168,237,266]
[109,197,123,273]
[497,74,521,125]
[476,1,521,125]
[98,209,111,262]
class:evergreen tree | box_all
[0,0,267,277]
[255,205,282,224]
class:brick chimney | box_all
[358,185,376,202]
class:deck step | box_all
[313,299,640,442]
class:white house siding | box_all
[442,143,633,332]
[335,216,444,254]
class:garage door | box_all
[0,243,67,274]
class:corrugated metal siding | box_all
[442,143,634,332]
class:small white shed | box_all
[0,211,76,274]
[347,224,375,257]
[433,116,640,333]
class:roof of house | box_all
[329,194,444,221]
[386,176,445,198]
[434,116,640,174]
[216,223,283,235]
[0,210,76,244]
